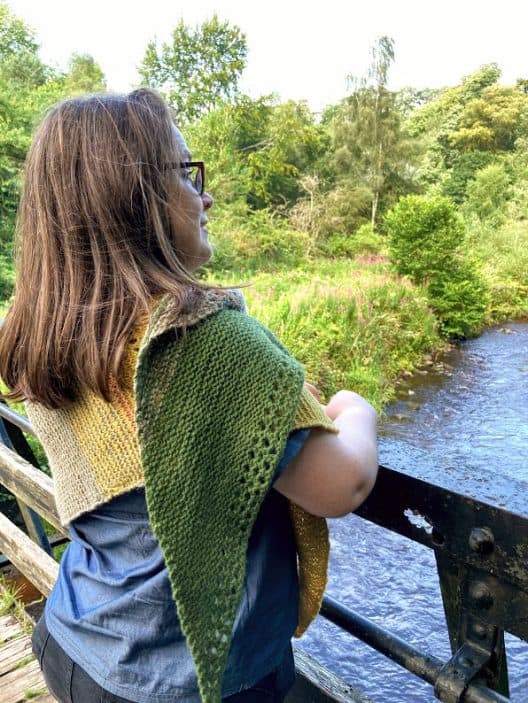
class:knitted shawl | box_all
[26,288,338,703]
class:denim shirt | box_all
[44,429,309,703]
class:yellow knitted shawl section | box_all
[25,288,337,646]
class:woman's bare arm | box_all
[273,391,378,518]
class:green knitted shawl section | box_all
[134,293,305,703]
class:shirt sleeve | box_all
[272,428,311,482]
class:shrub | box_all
[385,195,487,337]
[467,219,528,320]
[315,185,371,238]
[318,223,385,259]
[206,205,310,273]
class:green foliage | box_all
[385,195,487,337]
[385,195,462,281]
[23,688,48,700]
[0,576,33,634]
[186,95,271,204]
[318,184,371,237]
[211,262,440,408]
[506,137,528,219]
[448,85,528,153]
[462,162,511,225]
[468,219,528,319]
[409,64,502,142]
[0,252,14,300]
[62,52,106,95]
[409,65,528,201]
[139,15,247,124]
[319,224,385,259]
[396,87,440,119]
[0,11,523,424]
[205,205,310,273]
[245,100,327,208]
[289,181,371,241]
[187,95,327,210]
[441,150,496,202]
[0,3,67,298]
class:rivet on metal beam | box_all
[469,527,495,556]
[471,622,489,640]
[469,583,494,610]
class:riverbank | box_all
[208,254,526,412]
[206,258,442,411]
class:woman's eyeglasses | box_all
[166,161,205,195]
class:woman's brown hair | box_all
[0,88,200,409]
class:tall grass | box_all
[210,261,441,409]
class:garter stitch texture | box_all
[26,288,338,703]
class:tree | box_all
[0,4,72,295]
[396,86,440,119]
[63,53,106,95]
[185,95,273,205]
[186,95,327,210]
[448,85,528,153]
[139,15,247,124]
[245,100,328,209]
[331,36,416,227]
[406,64,527,195]
[462,163,511,225]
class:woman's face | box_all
[168,126,213,271]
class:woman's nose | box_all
[202,191,213,210]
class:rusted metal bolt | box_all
[469,527,495,556]
[469,582,494,610]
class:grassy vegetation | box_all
[468,219,528,322]
[0,577,33,635]
[23,688,48,700]
[209,257,441,410]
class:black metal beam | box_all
[355,465,528,641]
[320,596,510,703]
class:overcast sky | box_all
[7,0,528,112]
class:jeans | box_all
[31,615,294,703]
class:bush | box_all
[385,195,487,337]
[442,150,496,203]
[315,185,371,238]
[206,205,310,273]
[467,219,528,320]
[318,223,385,258]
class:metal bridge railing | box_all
[0,401,526,703]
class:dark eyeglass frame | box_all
[166,161,205,196]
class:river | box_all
[299,320,528,702]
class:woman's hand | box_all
[325,389,377,422]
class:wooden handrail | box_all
[0,443,66,537]
[0,511,58,596]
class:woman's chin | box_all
[184,244,213,272]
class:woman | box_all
[0,89,378,703]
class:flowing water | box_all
[300,320,528,702]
